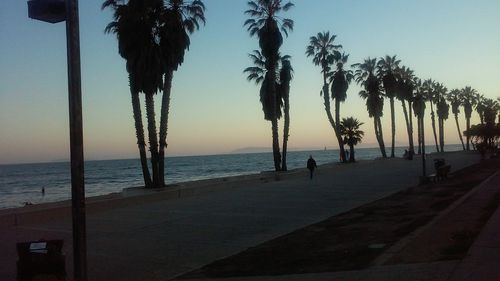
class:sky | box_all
[0,0,499,164]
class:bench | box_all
[17,240,66,281]
[429,159,451,182]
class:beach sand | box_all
[0,151,481,281]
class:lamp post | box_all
[28,1,87,280]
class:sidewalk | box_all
[0,152,482,281]
[178,163,500,281]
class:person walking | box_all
[307,155,317,180]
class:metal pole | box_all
[65,0,87,280]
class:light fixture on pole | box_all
[28,0,87,280]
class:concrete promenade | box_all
[0,152,482,281]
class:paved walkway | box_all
[0,152,481,281]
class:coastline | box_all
[0,150,470,226]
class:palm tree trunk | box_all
[408,100,414,153]
[322,79,346,163]
[145,94,160,188]
[130,83,152,188]
[282,91,290,171]
[439,118,445,152]
[390,97,395,157]
[159,69,173,187]
[349,144,355,162]
[376,117,387,158]
[417,114,422,154]
[401,100,411,150]
[466,117,471,150]
[455,114,466,150]
[430,102,439,152]
[270,64,281,171]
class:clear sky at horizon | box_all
[0,0,499,164]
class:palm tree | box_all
[279,56,293,171]
[447,89,466,150]
[377,55,400,158]
[422,79,439,152]
[353,58,387,158]
[461,86,478,150]
[412,89,426,164]
[245,0,294,171]
[412,78,423,154]
[395,66,415,154]
[306,31,347,162]
[103,0,165,188]
[331,52,353,144]
[339,117,364,162]
[436,85,450,152]
[475,94,486,125]
[158,0,206,186]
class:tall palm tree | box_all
[306,31,347,162]
[447,89,466,150]
[339,117,364,162]
[436,85,450,152]
[279,56,293,171]
[412,89,426,163]
[158,0,206,186]
[395,66,415,154]
[377,55,400,158]
[331,52,353,143]
[353,58,387,158]
[245,0,294,171]
[461,86,478,150]
[103,0,165,188]
[412,78,423,154]
[422,79,440,152]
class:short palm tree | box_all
[395,66,415,153]
[447,89,466,150]
[306,31,347,162]
[377,55,400,158]
[475,94,486,125]
[461,86,478,150]
[103,0,165,188]
[339,117,364,162]
[353,58,387,158]
[245,0,294,171]
[158,0,206,186]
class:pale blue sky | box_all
[0,0,499,164]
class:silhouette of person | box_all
[307,155,317,180]
[42,186,45,196]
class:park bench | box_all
[17,240,66,281]
[429,158,451,182]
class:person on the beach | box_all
[307,155,317,180]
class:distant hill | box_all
[230,146,325,154]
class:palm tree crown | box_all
[330,53,353,102]
[377,55,401,99]
[340,117,364,146]
[306,32,342,73]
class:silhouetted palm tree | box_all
[475,94,486,125]
[306,31,347,162]
[103,0,165,188]
[377,55,400,158]
[422,79,439,152]
[447,89,466,150]
[436,85,450,152]
[279,56,293,171]
[412,78,423,154]
[158,0,206,186]
[354,58,387,158]
[461,86,478,150]
[412,88,426,160]
[339,117,364,162]
[245,0,294,171]
[331,52,353,142]
[395,66,415,154]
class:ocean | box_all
[0,145,463,209]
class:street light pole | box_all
[65,0,87,280]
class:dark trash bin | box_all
[17,240,66,281]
